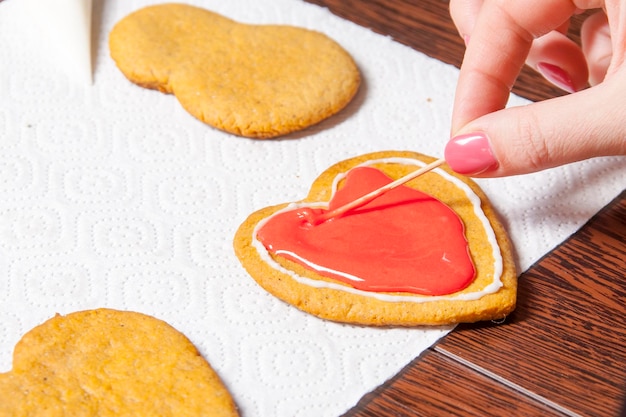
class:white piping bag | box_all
[24,0,93,84]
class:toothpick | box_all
[314,158,446,224]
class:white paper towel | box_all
[0,0,624,416]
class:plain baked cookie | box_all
[109,3,360,138]
[0,309,239,417]
[234,151,517,326]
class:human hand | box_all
[444,0,626,177]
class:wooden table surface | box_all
[304,1,626,416]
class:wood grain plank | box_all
[342,349,569,417]
[304,0,577,102]
[437,190,626,417]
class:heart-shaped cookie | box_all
[0,309,238,417]
[109,4,360,138]
[234,151,517,326]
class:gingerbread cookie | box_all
[234,151,517,326]
[109,3,360,138]
[0,309,238,417]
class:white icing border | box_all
[252,157,503,303]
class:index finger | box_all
[451,0,579,133]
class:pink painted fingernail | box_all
[444,132,498,175]
[537,62,576,93]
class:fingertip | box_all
[527,31,589,93]
[444,132,499,176]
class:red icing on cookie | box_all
[257,166,475,295]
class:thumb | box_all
[444,82,626,177]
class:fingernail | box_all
[445,132,498,175]
[536,62,576,93]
